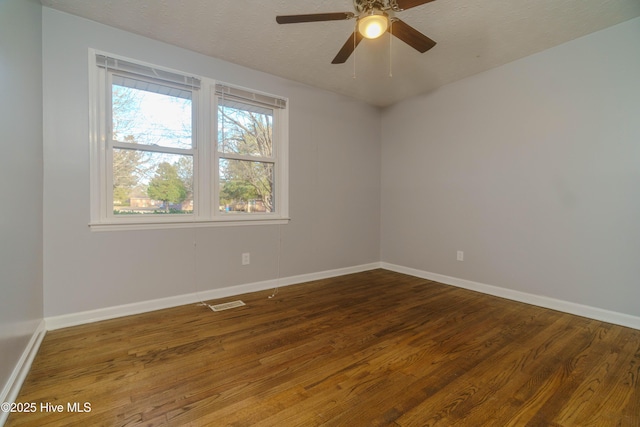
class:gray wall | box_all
[381,17,640,317]
[0,0,44,395]
[42,8,381,317]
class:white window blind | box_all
[215,84,286,109]
[96,54,200,90]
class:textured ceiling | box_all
[41,0,640,107]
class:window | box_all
[89,51,288,229]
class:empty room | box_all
[1,0,639,425]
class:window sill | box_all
[89,217,290,232]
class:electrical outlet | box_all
[242,252,250,265]
[457,251,464,261]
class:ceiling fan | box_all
[276,0,437,64]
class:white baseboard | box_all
[45,261,640,332]
[381,262,640,330]
[0,320,46,427]
[45,262,381,330]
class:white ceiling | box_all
[41,0,640,107]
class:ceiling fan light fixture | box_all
[358,10,389,39]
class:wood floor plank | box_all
[6,269,640,426]
[570,335,640,426]
[394,311,575,426]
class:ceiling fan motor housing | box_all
[354,0,388,13]
[387,0,406,11]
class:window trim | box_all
[88,49,289,231]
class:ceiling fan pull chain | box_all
[389,20,393,77]
[353,23,357,79]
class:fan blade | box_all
[332,31,364,64]
[276,12,354,24]
[389,19,436,53]
[392,0,437,10]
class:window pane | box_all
[112,75,192,149]
[219,159,274,213]
[113,149,193,215]
[218,99,273,157]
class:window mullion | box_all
[194,80,209,219]
[212,85,221,217]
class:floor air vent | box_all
[209,300,246,312]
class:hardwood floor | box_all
[6,269,640,426]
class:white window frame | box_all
[88,49,289,231]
